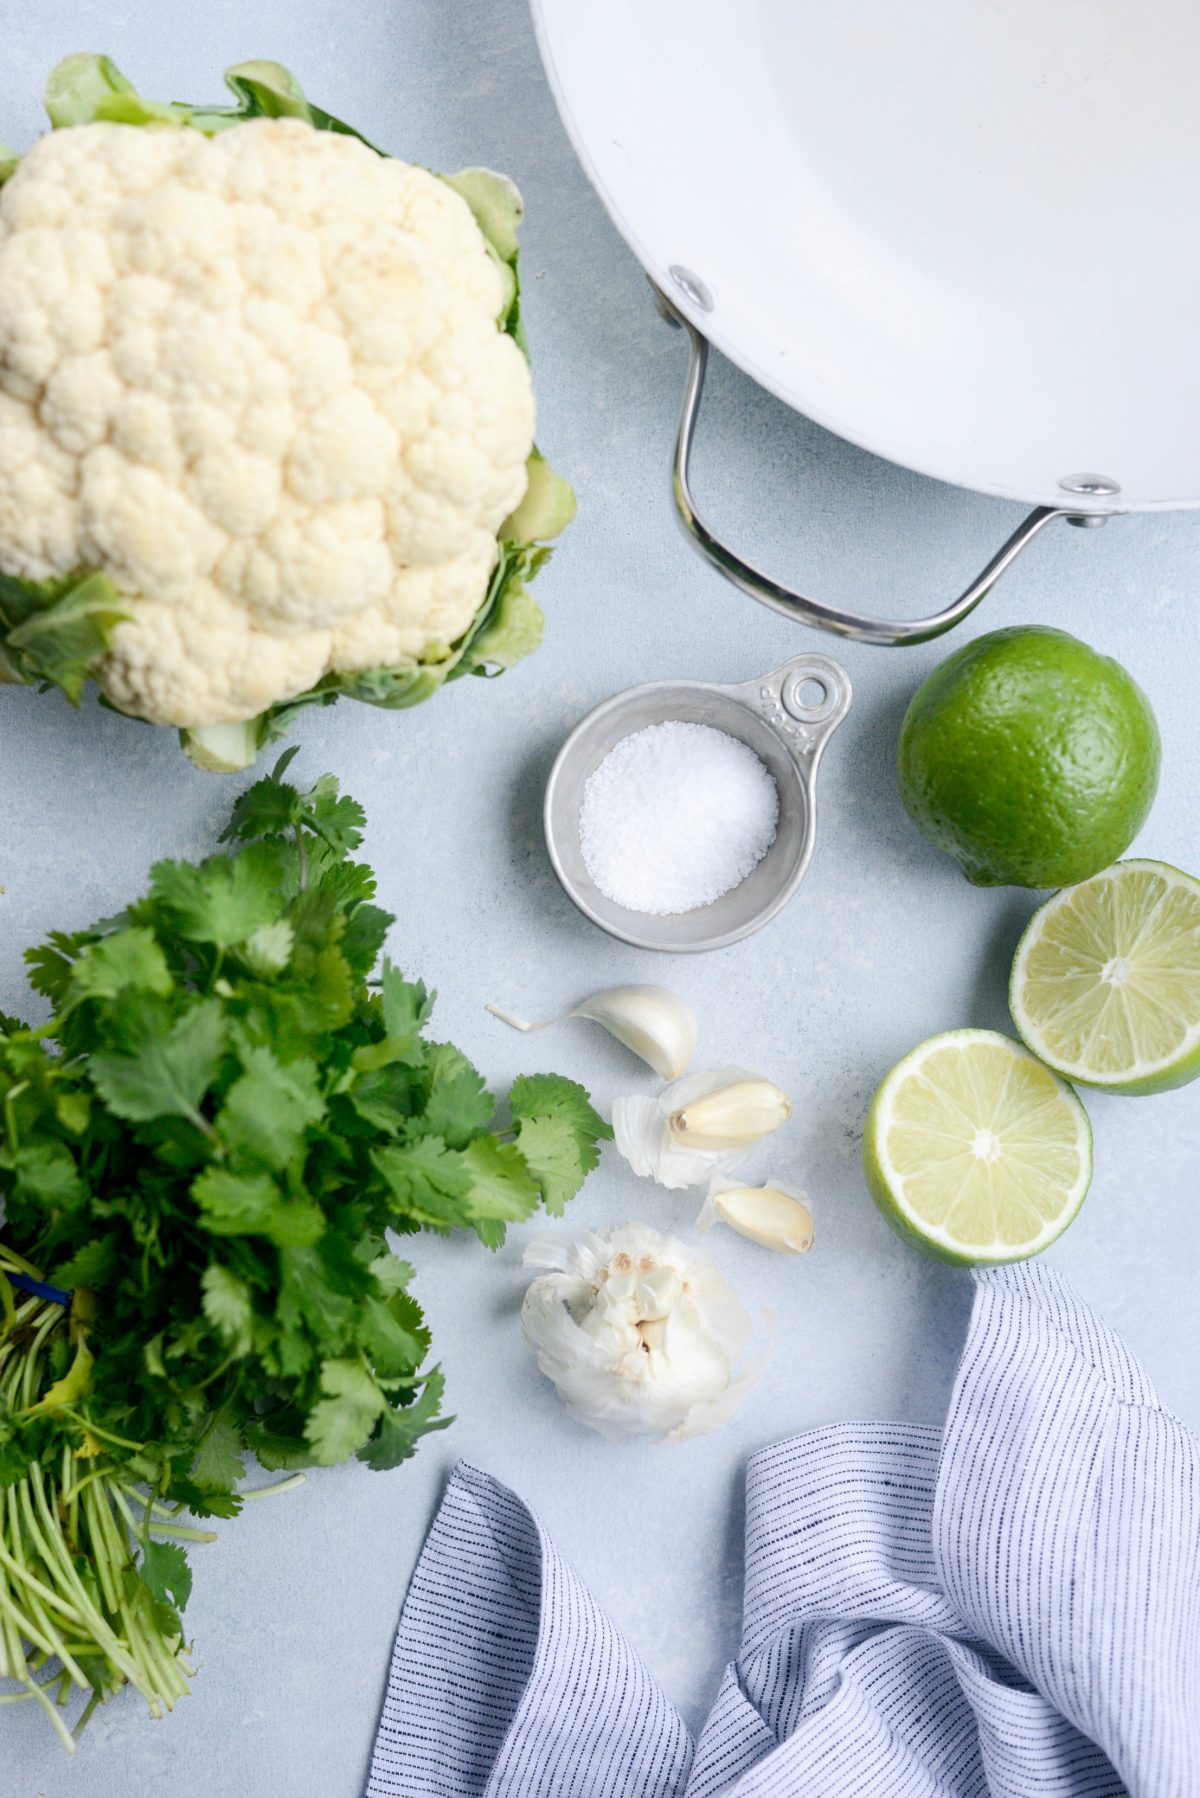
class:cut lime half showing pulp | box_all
[1011,859,1200,1095]
[864,1029,1092,1264]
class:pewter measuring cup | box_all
[543,653,851,952]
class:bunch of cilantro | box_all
[0,752,608,1741]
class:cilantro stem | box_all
[59,1463,113,1507]
[185,1106,222,1149]
[2,1081,27,1154]
[294,822,308,890]
[19,1668,75,1753]
[111,1488,215,1545]
[57,1409,145,1451]
[0,1242,42,1276]
[193,1355,236,1392]
[240,1472,306,1500]
[72,1687,103,1740]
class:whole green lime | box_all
[897,626,1160,887]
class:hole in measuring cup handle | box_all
[779,660,847,725]
[788,676,829,715]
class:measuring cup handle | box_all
[734,652,852,789]
[655,287,1100,647]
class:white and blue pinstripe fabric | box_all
[367,1264,1200,1797]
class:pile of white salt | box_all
[579,720,779,915]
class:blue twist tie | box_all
[3,1269,73,1307]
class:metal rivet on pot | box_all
[1059,473,1121,497]
[1059,473,1120,528]
[668,266,715,312]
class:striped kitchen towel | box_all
[366,1263,1200,1797]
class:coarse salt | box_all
[579,721,779,914]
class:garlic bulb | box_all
[613,1066,792,1189]
[522,1223,769,1442]
[698,1176,814,1255]
[487,985,697,1080]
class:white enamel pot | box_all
[530,0,1200,643]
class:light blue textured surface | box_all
[4,4,1200,1795]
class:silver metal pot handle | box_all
[656,287,1115,647]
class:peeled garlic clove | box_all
[487,984,697,1080]
[613,1066,791,1190]
[668,1077,790,1151]
[699,1179,814,1255]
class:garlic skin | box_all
[613,1066,791,1190]
[487,985,697,1080]
[522,1223,768,1442]
[698,1177,814,1255]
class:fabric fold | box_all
[365,1460,692,1798]
[368,1264,1199,1798]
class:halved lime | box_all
[1011,859,1200,1095]
[863,1029,1092,1264]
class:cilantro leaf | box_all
[304,1357,385,1464]
[371,1138,474,1230]
[167,1480,243,1521]
[7,1144,86,1216]
[286,894,355,1028]
[140,1539,193,1613]
[359,1293,428,1380]
[191,1415,246,1495]
[222,761,366,860]
[461,1136,541,1225]
[509,1074,612,1161]
[273,1237,373,1372]
[241,919,294,977]
[340,902,393,976]
[358,1370,450,1472]
[193,1166,324,1247]
[305,774,366,854]
[216,1046,324,1171]
[368,1252,416,1296]
[201,1265,254,1355]
[70,927,172,1001]
[89,1000,225,1127]
[353,963,434,1069]
[419,1045,494,1146]
[382,963,433,1043]
[25,931,87,1003]
[514,1115,588,1216]
[220,751,304,842]
[346,1062,418,1134]
[52,1235,118,1288]
[149,843,281,948]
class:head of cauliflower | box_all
[0,59,571,767]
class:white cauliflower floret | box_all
[0,116,535,726]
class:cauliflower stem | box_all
[0,56,574,770]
